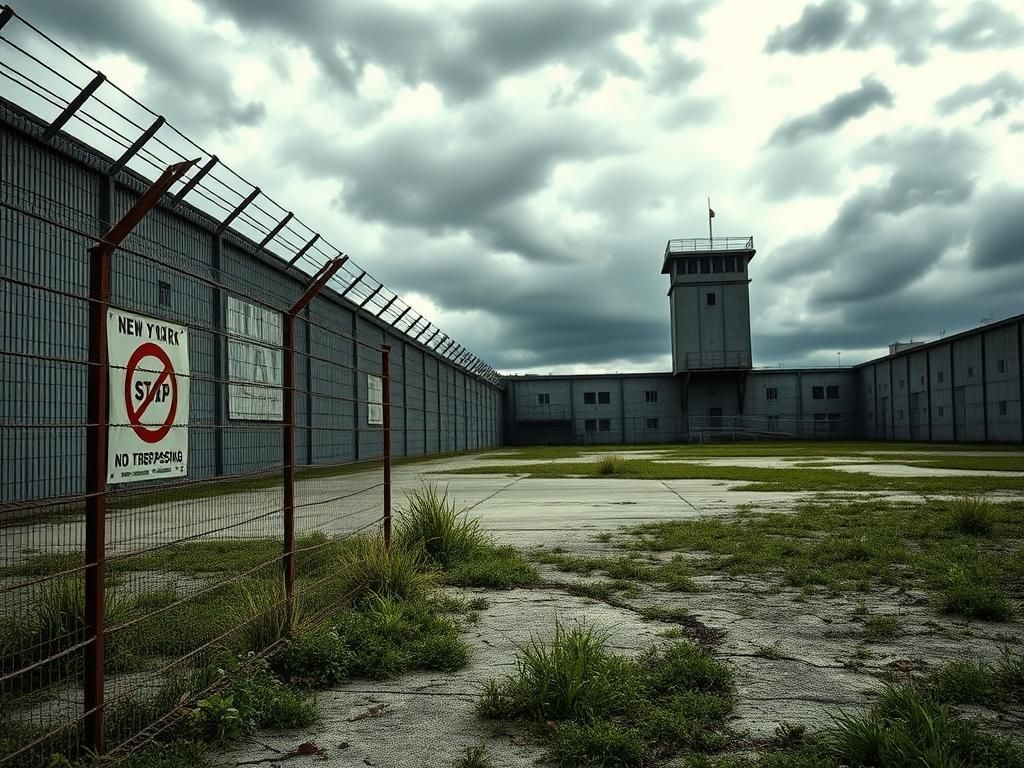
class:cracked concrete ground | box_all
[215,448,1024,768]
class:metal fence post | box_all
[282,311,297,609]
[282,257,348,615]
[83,159,196,756]
[382,344,392,548]
[84,242,111,756]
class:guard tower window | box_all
[584,392,596,404]
[688,259,698,274]
[645,390,658,403]
[537,393,550,405]
[598,419,611,432]
[598,391,611,404]
[706,292,716,306]
[725,256,735,272]
[826,385,839,399]
[700,256,711,273]
[713,257,724,273]
[766,387,778,400]
[812,386,824,399]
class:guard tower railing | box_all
[665,237,754,256]
[684,351,752,370]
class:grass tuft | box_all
[233,578,299,654]
[396,484,489,568]
[336,536,434,603]
[452,744,494,768]
[947,496,995,536]
[861,615,901,643]
[596,455,629,476]
[478,621,735,767]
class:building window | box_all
[158,280,171,307]
[999,401,1008,416]
[766,387,778,400]
[812,386,824,400]
[537,393,550,405]
[998,359,1006,373]
[645,390,658,403]
[968,366,974,378]
[598,391,611,404]
[706,292,716,306]
[713,257,724,273]
[725,256,735,272]
[584,392,596,404]
[700,256,711,273]
[598,419,611,432]
[646,418,659,429]
[937,371,944,383]
[688,259,698,275]
[814,413,826,422]
[826,385,839,399]
[937,406,945,417]
[828,413,840,431]
[767,415,779,430]
[585,419,597,432]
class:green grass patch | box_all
[448,458,1024,493]
[628,498,1023,617]
[946,496,995,535]
[927,651,1024,706]
[445,544,540,589]
[336,536,435,603]
[534,552,697,592]
[860,615,902,643]
[478,620,734,767]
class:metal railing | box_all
[664,237,754,256]
[684,351,752,369]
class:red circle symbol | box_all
[124,342,178,444]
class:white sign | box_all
[107,308,190,484]
[227,295,283,421]
[367,374,383,426]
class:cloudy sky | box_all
[12,0,1024,373]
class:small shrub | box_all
[928,659,999,705]
[446,545,540,589]
[479,621,629,722]
[336,536,434,603]
[336,596,469,679]
[768,722,808,750]
[947,496,994,536]
[547,721,651,768]
[396,485,489,567]
[232,662,318,731]
[937,567,1013,621]
[827,683,1024,768]
[596,456,628,476]
[271,627,350,688]
[641,641,733,696]
[190,691,245,742]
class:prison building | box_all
[505,238,1024,445]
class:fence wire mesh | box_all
[0,57,502,768]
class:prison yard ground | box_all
[4,441,1024,768]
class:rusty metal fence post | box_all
[382,344,392,547]
[83,160,196,755]
[282,257,347,613]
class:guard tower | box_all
[661,236,755,374]
[662,236,756,436]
